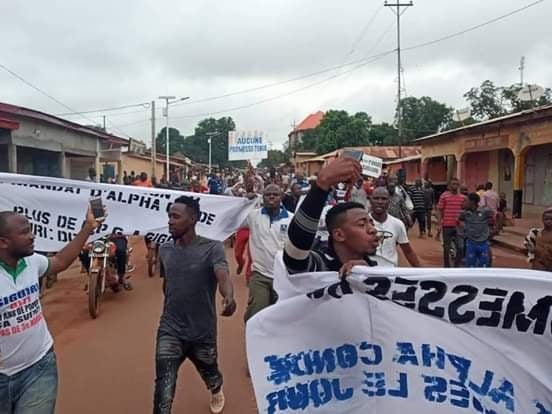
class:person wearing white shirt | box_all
[0,207,103,414]
[369,186,421,267]
[242,184,293,322]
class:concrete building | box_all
[288,111,325,150]
[0,102,128,180]
[417,105,552,218]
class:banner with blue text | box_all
[247,266,552,413]
[0,173,254,252]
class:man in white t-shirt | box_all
[0,208,103,414]
[369,186,420,267]
[243,184,293,322]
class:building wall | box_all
[524,143,552,207]
[387,160,421,184]
[11,119,97,156]
[463,152,490,192]
[120,154,165,179]
[426,158,447,184]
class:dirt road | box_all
[42,236,528,413]
[43,240,257,414]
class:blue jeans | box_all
[0,348,58,414]
[465,239,490,267]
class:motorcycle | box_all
[85,236,134,319]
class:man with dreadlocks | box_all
[153,196,236,414]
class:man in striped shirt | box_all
[437,178,467,267]
[408,178,427,238]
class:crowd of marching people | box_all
[2,155,551,414]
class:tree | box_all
[400,96,453,141]
[368,122,399,146]
[181,117,236,166]
[257,150,288,169]
[464,80,506,120]
[464,80,552,122]
[298,110,373,154]
[155,127,185,156]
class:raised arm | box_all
[283,158,361,273]
[48,208,103,276]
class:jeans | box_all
[465,239,490,267]
[0,349,58,414]
[153,333,222,414]
[244,271,278,323]
[411,210,426,234]
[442,227,463,267]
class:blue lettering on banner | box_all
[261,341,527,413]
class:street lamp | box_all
[205,131,220,174]
[158,96,189,179]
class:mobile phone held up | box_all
[89,197,105,220]
[341,149,364,162]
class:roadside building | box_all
[0,102,127,180]
[298,146,421,178]
[418,105,552,218]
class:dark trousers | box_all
[411,210,426,234]
[443,227,463,267]
[153,333,222,414]
[425,209,433,235]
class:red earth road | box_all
[41,236,528,413]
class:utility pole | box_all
[519,56,525,86]
[158,96,190,179]
[150,100,156,179]
[385,0,413,158]
[102,115,106,131]
[206,131,219,175]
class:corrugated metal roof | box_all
[289,111,325,136]
[415,104,552,142]
[0,102,129,145]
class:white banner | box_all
[0,173,254,252]
[228,130,268,161]
[361,154,383,178]
[247,265,552,414]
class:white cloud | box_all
[1,0,551,149]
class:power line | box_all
[344,5,385,59]
[403,0,545,52]
[0,62,133,138]
[56,101,150,116]
[117,51,396,128]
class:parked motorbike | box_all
[85,236,134,319]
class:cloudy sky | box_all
[1,0,551,150]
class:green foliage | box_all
[155,127,185,156]
[156,117,237,166]
[400,96,453,141]
[257,150,288,169]
[464,80,552,121]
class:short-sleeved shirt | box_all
[0,254,52,376]
[458,208,493,242]
[369,213,409,267]
[408,186,426,211]
[247,207,293,278]
[480,190,499,213]
[158,236,228,341]
[438,192,466,228]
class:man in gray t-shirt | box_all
[153,196,236,414]
[458,192,493,268]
